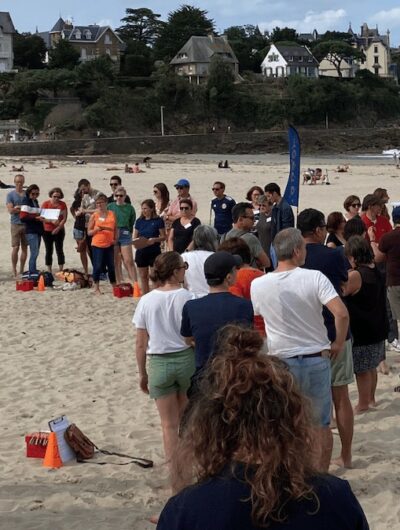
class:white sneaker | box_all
[389,339,400,352]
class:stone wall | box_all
[1,128,400,157]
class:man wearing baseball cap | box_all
[165,178,198,226]
[181,251,253,386]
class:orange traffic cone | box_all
[133,281,142,298]
[37,275,45,292]
[43,432,62,469]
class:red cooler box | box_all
[113,283,133,298]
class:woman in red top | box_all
[41,187,68,273]
[87,193,117,294]
[219,237,265,336]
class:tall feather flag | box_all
[283,126,301,209]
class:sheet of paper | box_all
[48,415,76,463]
[41,208,60,221]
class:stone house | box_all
[38,17,124,67]
[0,12,15,72]
[261,44,319,78]
[170,34,239,84]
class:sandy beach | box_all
[1,153,400,529]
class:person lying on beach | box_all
[10,165,25,172]
[132,163,145,173]
[76,159,86,165]
[45,160,57,169]
[336,165,350,173]
[0,179,16,189]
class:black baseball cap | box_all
[204,251,242,285]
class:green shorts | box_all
[331,339,354,387]
[148,348,195,399]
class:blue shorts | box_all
[118,228,132,247]
[73,228,84,241]
[284,356,332,427]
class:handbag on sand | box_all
[64,424,153,468]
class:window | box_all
[298,56,303,62]
[288,56,294,62]
[104,34,112,44]
[84,30,92,40]
[81,48,87,59]
[268,53,279,62]
[374,56,379,64]
[374,46,378,53]
[105,48,111,56]
[75,30,81,39]
[374,66,379,75]
[178,52,188,59]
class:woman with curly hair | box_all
[157,325,369,530]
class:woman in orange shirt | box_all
[87,193,117,294]
[41,187,68,273]
[219,237,266,336]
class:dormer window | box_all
[104,34,112,44]
[177,52,188,59]
[288,56,294,62]
[84,30,92,40]
[298,56,303,62]
[75,29,81,39]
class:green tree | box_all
[75,56,116,103]
[121,40,154,76]
[270,27,298,43]
[207,56,235,120]
[154,5,214,60]
[48,39,80,70]
[313,40,365,77]
[224,25,268,72]
[13,33,47,69]
[116,8,164,46]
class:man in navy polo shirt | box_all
[210,181,236,235]
[298,208,353,469]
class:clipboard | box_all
[132,237,150,249]
[48,415,76,463]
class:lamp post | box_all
[160,106,165,136]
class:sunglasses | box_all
[212,187,222,191]
[351,203,361,208]
[30,192,39,196]
[110,182,119,187]
[115,194,124,198]
[180,206,190,211]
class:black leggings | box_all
[43,229,65,267]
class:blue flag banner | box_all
[283,126,301,207]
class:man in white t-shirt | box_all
[250,227,349,472]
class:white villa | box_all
[261,44,319,78]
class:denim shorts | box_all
[118,228,132,247]
[284,356,332,427]
[148,348,195,399]
[73,228,85,241]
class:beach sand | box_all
[0,154,400,529]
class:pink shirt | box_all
[167,195,198,219]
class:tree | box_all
[224,25,268,72]
[116,8,164,46]
[154,5,214,60]
[48,39,80,70]
[313,40,365,77]
[121,40,154,76]
[13,33,47,69]
[75,56,116,103]
[269,27,298,43]
[207,56,235,120]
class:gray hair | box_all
[273,228,304,261]
[115,186,126,195]
[192,225,218,252]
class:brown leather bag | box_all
[64,424,95,460]
[64,424,153,468]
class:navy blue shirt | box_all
[134,217,164,246]
[303,243,349,341]
[181,292,254,369]
[211,195,236,235]
[157,469,369,530]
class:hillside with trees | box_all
[1,5,400,139]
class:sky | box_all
[2,0,400,47]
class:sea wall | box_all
[1,128,400,157]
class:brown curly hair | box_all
[173,325,318,526]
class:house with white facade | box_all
[261,44,319,78]
[0,12,16,72]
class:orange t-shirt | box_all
[41,200,67,232]
[91,210,116,248]
[229,268,266,336]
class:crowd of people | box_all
[6,168,399,527]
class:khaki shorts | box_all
[148,348,195,399]
[11,224,27,248]
[388,286,400,320]
[331,339,354,387]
